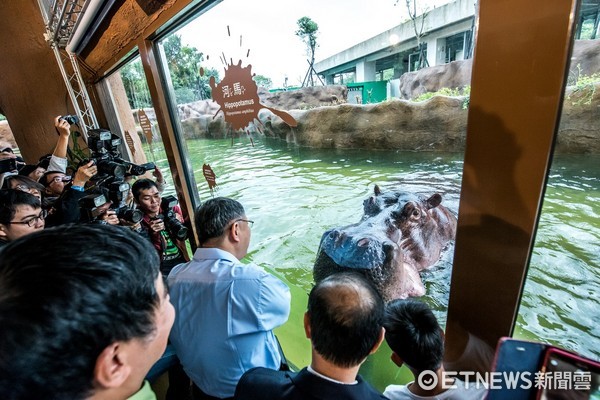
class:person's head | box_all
[132,178,160,216]
[194,197,252,255]
[0,189,45,242]
[306,272,385,369]
[0,224,174,400]
[3,174,44,200]
[40,170,71,196]
[383,299,444,373]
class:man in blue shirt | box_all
[168,197,291,399]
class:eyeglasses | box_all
[7,209,48,227]
[50,176,71,183]
[234,218,254,228]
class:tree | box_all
[162,34,220,103]
[120,60,152,109]
[253,74,273,89]
[395,0,430,71]
[295,16,323,87]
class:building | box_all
[315,0,476,85]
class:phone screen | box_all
[538,349,600,400]
[487,338,547,400]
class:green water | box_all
[149,138,599,391]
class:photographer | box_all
[41,161,97,227]
[14,115,75,182]
[132,178,190,276]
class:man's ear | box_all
[229,221,241,243]
[391,352,404,368]
[303,312,311,339]
[369,327,386,355]
[0,224,9,239]
[93,342,131,390]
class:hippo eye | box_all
[412,209,419,217]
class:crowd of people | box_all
[0,117,490,400]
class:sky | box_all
[176,0,451,88]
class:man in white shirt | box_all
[168,197,291,399]
[382,299,487,400]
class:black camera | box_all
[107,181,142,224]
[86,129,154,181]
[0,157,17,174]
[60,115,78,125]
[128,162,156,176]
[156,195,188,240]
[79,193,109,223]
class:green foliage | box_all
[120,34,221,109]
[567,64,600,106]
[0,114,5,121]
[253,74,273,89]
[163,34,220,103]
[295,16,319,54]
[412,85,471,109]
[120,60,153,109]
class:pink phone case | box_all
[536,347,600,400]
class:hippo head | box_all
[314,186,427,300]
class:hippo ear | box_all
[426,193,442,209]
[374,185,382,196]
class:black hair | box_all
[2,175,45,192]
[0,189,42,224]
[39,170,65,187]
[0,224,161,400]
[194,197,245,246]
[307,272,384,368]
[383,299,444,372]
[131,178,158,202]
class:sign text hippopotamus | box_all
[313,185,457,300]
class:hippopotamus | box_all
[313,185,457,300]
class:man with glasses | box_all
[168,197,291,400]
[0,189,46,246]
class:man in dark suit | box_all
[234,272,388,400]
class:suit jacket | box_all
[235,367,388,400]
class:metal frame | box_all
[37,0,98,136]
[444,0,580,365]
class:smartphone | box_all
[486,337,548,400]
[537,347,600,400]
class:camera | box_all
[60,115,78,125]
[128,162,156,176]
[0,157,17,174]
[155,195,188,240]
[106,181,142,224]
[78,193,109,223]
[85,129,154,181]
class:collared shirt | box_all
[168,247,291,398]
[127,381,156,400]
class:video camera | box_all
[153,195,188,240]
[77,128,154,224]
[78,182,142,224]
[85,129,155,181]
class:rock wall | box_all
[258,82,599,154]
[399,39,600,100]
[259,97,468,151]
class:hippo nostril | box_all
[329,230,339,239]
[357,238,370,247]
[383,243,394,254]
